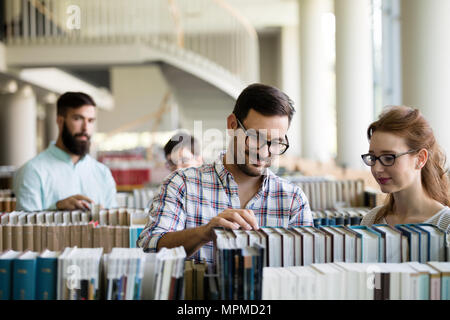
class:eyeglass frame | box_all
[235,117,290,155]
[361,149,418,167]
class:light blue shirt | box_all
[13,142,117,211]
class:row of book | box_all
[286,177,365,210]
[0,222,146,253]
[262,262,450,300]
[0,246,186,300]
[213,224,449,269]
[311,208,370,227]
[0,208,149,227]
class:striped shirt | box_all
[360,205,450,234]
[137,153,313,264]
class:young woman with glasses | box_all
[360,106,450,233]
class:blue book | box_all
[0,251,22,300]
[129,225,145,248]
[36,250,59,300]
[12,251,38,300]
[395,224,420,262]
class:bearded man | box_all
[14,92,117,211]
[137,83,312,264]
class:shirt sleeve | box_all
[289,187,313,227]
[137,171,187,252]
[13,164,44,211]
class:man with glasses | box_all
[138,83,313,264]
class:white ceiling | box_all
[226,0,299,30]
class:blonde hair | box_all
[366,106,450,223]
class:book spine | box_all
[0,259,13,300]
[36,257,57,300]
[13,259,37,300]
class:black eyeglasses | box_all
[361,149,418,167]
[236,118,289,155]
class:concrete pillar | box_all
[401,0,450,157]
[0,85,37,167]
[44,93,59,146]
[0,42,6,72]
[335,0,374,169]
[299,0,331,161]
[280,25,301,156]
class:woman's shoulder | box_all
[426,206,450,233]
[360,206,383,226]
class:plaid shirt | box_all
[137,153,313,264]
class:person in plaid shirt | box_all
[137,83,313,264]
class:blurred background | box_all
[0,0,449,210]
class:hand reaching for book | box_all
[56,194,94,210]
[204,208,259,240]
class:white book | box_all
[332,226,357,263]
[321,226,344,262]
[141,253,157,300]
[416,224,446,261]
[260,228,282,267]
[291,227,314,266]
[231,229,249,248]
[305,265,326,299]
[332,262,360,300]
[311,263,345,300]
[278,268,298,300]
[351,227,380,263]
[372,225,402,263]
[274,228,295,267]
[287,266,317,300]
[262,267,280,300]
[306,227,326,264]
[408,226,428,263]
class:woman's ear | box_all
[416,148,428,169]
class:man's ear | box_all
[56,115,65,133]
[227,114,237,134]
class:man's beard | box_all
[235,148,271,177]
[61,122,91,157]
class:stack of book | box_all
[0,209,150,253]
[105,248,147,300]
[311,208,370,227]
[286,177,365,210]
[214,229,265,300]
[214,224,448,270]
[0,246,186,300]
[262,261,450,300]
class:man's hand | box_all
[56,195,94,210]
[202,208,259,241]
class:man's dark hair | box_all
[232,83,295,123]
[57,92,96,116]
[164,133,200,159]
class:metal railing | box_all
[3,0,259,85]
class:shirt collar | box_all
[47,141,89,165]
